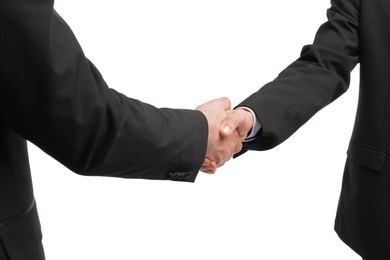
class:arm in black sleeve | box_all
[239,0,360,151]
[0,0,208,181]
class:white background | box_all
[29,0,361,259]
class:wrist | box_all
[235,108,254,138]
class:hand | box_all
[220,108,254,141]
[196,98,243,174]
[201,108,254,173]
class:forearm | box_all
[239,0,360,151]
[0,2,208,180]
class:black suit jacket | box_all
[239,0,390,259]
[0,1,208,258]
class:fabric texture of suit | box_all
[0,0,208,259]
[239,0,390,259]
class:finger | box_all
[200,160,217,173]
[202,158,211,167]
[220,111,240,138]
[216,161,226,168]
[207,161,217,174]
[209,161,217,170]
[223,154,233,163]
[234,139,243,154]
[200,167,214,174]
[201,167,216,174]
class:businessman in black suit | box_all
[205,0,390,259]
[0,0,243,259]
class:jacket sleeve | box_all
[0,0,208,182]
[238,0,360,151]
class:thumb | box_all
[220,111,240,138]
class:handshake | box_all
[196,97,255,174]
